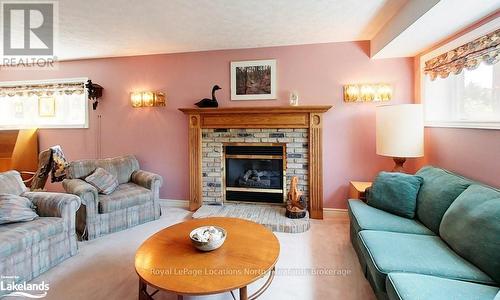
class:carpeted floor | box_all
[17,206,375,300]
[192,203,310,233]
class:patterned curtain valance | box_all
[0,82,85,97]
[424,28,500,80]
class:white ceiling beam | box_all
[370,0,500,59]
[370,0,440,58]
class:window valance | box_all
[0,82,85,97]
[424,28,500,80]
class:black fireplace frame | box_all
[222,143,287,205]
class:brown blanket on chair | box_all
[30,145,69,190]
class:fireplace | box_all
[224,144,286,204]
[179,106,332,219]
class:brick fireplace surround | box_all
[179,106,332,219]
[202,128,308,204]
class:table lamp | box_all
[376,104,424,172]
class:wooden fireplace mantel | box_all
[179,105,333,219]
[179,106,332,114]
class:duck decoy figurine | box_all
[195,85,221,108]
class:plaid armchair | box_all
[63,155,162,240]
[0,171,80,295]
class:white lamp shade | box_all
[376,104,424,158]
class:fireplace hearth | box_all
[224,144,285,204]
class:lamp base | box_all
[392,157,407,173]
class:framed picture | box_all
[38,96,56,117]
[231,59,277,100]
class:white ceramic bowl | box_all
[189,226,227,251]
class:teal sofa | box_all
[348,166,500,300]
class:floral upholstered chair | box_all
[62,155,163,240]
[0,171,81,295]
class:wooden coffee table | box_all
[135,217,280,300]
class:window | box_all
[423,63,500,128]
[0,78,88,129]
[420,20,500,129]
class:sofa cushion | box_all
[440,184,500,283]
[415,166,472,234]
[85,167,119,195]
[98,183,152,213]
[0,171,27,196]
[0,217,64,257]
[367,172,423,218]
[386,273,499,300]
[358,231,495,293]
[67,155,140,184]
[348,199,433,235]
[0,194,39,224]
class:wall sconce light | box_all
[343,83,392,102]
[130,91,166,108]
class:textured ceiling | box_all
[51,0,407,60]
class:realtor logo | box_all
[2,2,54,55]
[0,276,49,298]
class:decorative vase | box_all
[289,91,299,106]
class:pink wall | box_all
[0,41,414,208]
[417,127,500,188]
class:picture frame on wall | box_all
[230,59,277,100]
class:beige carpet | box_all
[192,203,310,233]
[14,207,375,300]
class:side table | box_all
[349,181,372,202]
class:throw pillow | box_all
[85,167,118,195]
[367,171,423,219]
[0,193,39,224]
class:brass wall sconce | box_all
[343,83,392,102]
[130,91,166,108]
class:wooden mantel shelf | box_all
[179,105,332,115]
[179,105,333,219]
[179,105,333,129]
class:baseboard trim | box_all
[323,207,348,217]
[159,199,189,208]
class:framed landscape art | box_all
[230,59,277,100]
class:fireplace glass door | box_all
[224,145,285,204]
